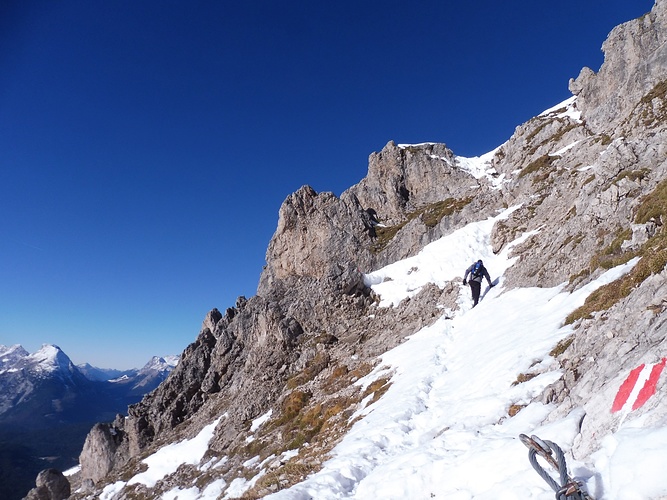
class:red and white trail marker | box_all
[611,357,667,413]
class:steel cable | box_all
[519,433,592,500]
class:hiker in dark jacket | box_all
[463,259,494,307]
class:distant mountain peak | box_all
[0,343,29,357]
[0,344,30,371]
[0,343,78,379]
[27,344,76,376]
[138,355,179,374]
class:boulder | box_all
[23,469,70,500]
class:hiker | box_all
[463,259,494,307]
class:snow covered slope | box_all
[99,209,666,500]
[260,211,662,499]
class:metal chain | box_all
[519,434,594,500]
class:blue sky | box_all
[0,0,654,369]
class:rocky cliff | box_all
[68,1,667,498]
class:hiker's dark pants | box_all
[470,280,481,307]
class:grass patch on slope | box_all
[639,80,667,125]
[565,179,667,324]
[241,366,391,498]
[518,155,559,186]
[286,351,330,389]
[619,80,667,132]
[371,197,473,253]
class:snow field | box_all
[266,210,661,499]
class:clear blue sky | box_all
[0,0,654,369]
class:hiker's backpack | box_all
[472,261,483,278]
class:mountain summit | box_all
[25,344,78,377]
[0,344,85,417]
[1,343,72,374]
[0,344,30,369]
[61,1,667,498]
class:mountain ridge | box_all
[48,1,667,498]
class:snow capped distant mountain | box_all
[137,355,179,375]
[144,355,177,371]
[0,344,29,371]
[0,344,180,499]
[1,343,74,373]
[0,344,90,417]
[0,344,180,419]
[110,355,180,393]
[26,344,78,378]
[78,355,179,383]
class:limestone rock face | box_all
[257,141,496,298]
[346,141,463,225]
[257,185,374,295]
[542,269,667,459]
[79,416,127,484]
[570,0,667,134]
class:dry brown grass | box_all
[371,197,473,253]
[549,336,575,357]
[511,373,538,386]
[565,179,667,324]
[286,351,330,389]
[362,377,392,405]
[518,154,558,180]
[508,404,526,417]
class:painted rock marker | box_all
[611,357,666,413]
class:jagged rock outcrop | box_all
[257,143,494,297]
[570,1,667,134]
[347,141,462,224]
[71,1,667,498]
[344,141,501,266]
[486,0,667,289]
[79,415,128,484]
[257,185,375,295]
